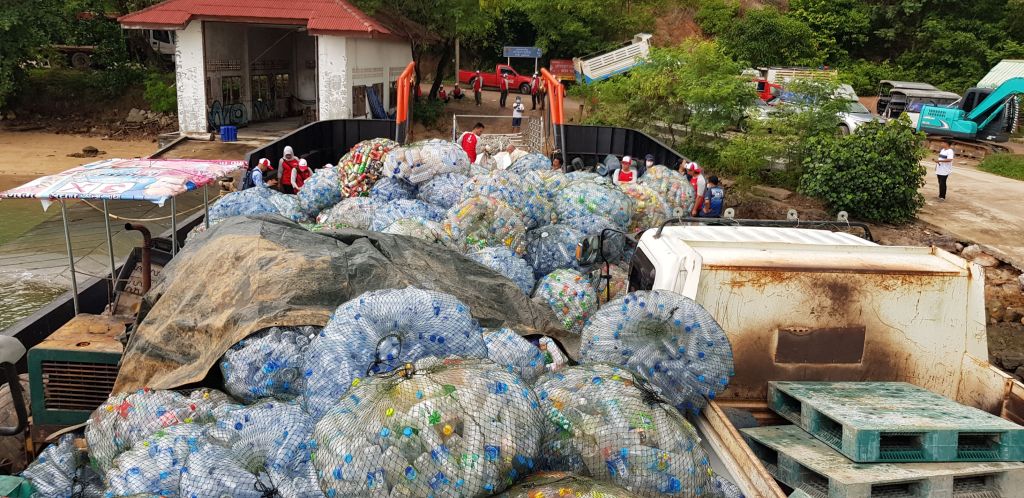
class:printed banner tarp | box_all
[0,158,246,207]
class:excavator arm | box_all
[966,77,1024,127]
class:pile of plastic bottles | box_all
[102,422,208,496]
[535,363,719,496]
[532,269,598,335]
[302,287,488,418]
[641,165,695,217]
[555,182,634,230]
[468,246,536,295]
[620,183,672,233]
[339,138,399,198]
[220,326,320,403]
[498,472,642,497]
[443,195,529,255]
[370,176,418,202]
[370,199,446,232]
[382,218,452,246]
[22,434,103,497]
[523,224,583,278]
[418,172,471,210]
[315,197,379,230]
[482,327,547,384]
[582,290,735,415]
[207,188,280,225]
[266,190,309,223]
[384,139,471,184]
[461,172,553,229]
[311,357,546,497]
[298,165,344,217]
[509,153,552,173]
[563,213,626,264]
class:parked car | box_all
[458,64,533,94]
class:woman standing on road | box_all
[512,96,525,133]
[936,140,955,201]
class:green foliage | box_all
[518,0,660,59]
[838,60,909,96]
[0,0,61,108]
[694,0,738,38]
[978,154,1024,181]
[143,72,177,114]
[789,0,870,64]
[799,118,927,223]
[17,66,146,106]
[413,98,446,128]
[718,7,821,67]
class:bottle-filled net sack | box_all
[418,173,471,211]
[298,166,344,217]
[382,218,453,247]
[640,166,695,217]
[482,328,546,385]
[523,224,584,278]
[461,172,552,228]
[564,171,604,185]
[443,196,528,255]
[370,199,446,232]
[302,287,488,419]
[208,188,279,225]
[220,326,320,403]
[370,176,418,202]
[535,364,721,497]
[496,471,642,497]
[267,191,309,223]
[22,434,103,498]
[581,290,735,415]
[102,422,208,497]
[532,269,598,336]
[555,182,634,230]
[311,357,546,498]
[339,138,400,198]
[538,337,569,373]
[509,153,552,174]
[315,197,379,230]
[596,263,631,305]
[563,214,626,264]
[468,246,536,295]
[522,170,570,199]
[384,139,471,184]
[85,388,231,473]
[619,183,671,233]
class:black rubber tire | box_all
[71,52,91,69]
[520,83,531,95]
[839,124,851,136]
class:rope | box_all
[78,193,224,223]
[366,334,404,376]
[253,473,282,498]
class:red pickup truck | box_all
[458,64,534,94]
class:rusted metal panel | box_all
[775,326,865,364]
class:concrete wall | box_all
[294,35,318,103]
[174,21,207,135]
[346,38,411,112]
[317,35,349,120]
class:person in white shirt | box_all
[936,140,955,201]
[612,156,638,186]
[511,96,525,133]
[688,162,707,216]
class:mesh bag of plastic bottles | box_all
[482,328,546,385]
[461,172,553,228]
[468,246,536,295]
[339,138,400,198]
[382,218,453,247]
[220,326,321,403]
[302,287,488,419]
[555,182,634,230]
[370,176,418,202]
[298,165,343,217]
[208,188,279,225]
[22,434,104,498]
[370,199,446,232]
[102,423,208,497]
[523,224,584,278]
[538,337,569,373]
[581,290,735,415]
[496,471,643,497]
[596,263,630,305]
[384,139,471,184]
[509,153,552,174]
[315,197,379,230]
[311,357,546,497]
[535,363,720,497]
[532,269,598,336]
[523,170,570,199]
[563,214,626,263]
[564,171,604,184]
[443,195,529,255]
[85,387,232,473]
[267,191,309,223]
[417,172,471,210]
[619,183,672,233]
[640,166,695,217]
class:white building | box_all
[119,0,412,137]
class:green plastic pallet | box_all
[743,425,1024,498]
[767,382,1024,463]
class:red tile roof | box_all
[118,0,393,37]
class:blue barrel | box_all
[220,126,237,142]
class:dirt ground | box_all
[0,130,157,178]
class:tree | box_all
[694,0,739,38]
[519,0,658,59]
[799,117,927,223]
[789,0,870,64]
[719,7,821,67]
[0,0,61,108]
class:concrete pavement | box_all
[917,159,1024,269]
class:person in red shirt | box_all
[530,73,540,110]
[499,74,510,108]
[438,86,449,103]
[612,156,638,186]
[452,84,464,100]
[278,145,300,194]
[473,71,483,106]
[290,158,312,192]
[459,122,484,163]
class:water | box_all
[0,276,67,330]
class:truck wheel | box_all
[520,83,531,95]
[70,52,91,69]
[838,124,851,136]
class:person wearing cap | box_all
[460,122,484,163]
[512,96,525,133]
[688,162,708,217]
[278,146,300,194]
[499,73,511,108]
[473,71,483,106]
[530,73,540,110]
[452,83,464,100]
[438,86,449,103]
[247,158,278,190]
[613,156,638,186]
[290,159,312,192]
[936,140,954,201]
[701,175,725,218]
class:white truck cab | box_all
[626,225,1024,496]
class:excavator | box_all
[917,77,1022,142]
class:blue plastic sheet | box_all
[468,246,536,295]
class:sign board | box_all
[549,59,575,81]
[503,46,542,59]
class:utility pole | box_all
[455,38,460,79]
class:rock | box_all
[962,244,983,260]
[991,307,1006,323]
[125,108,145,123]
[1006,307,1024,323]
[82,146,98,157]
[1001,352,1024,371]
[1019,274,1024,291]
[1016,366,1024,380]
[4,111,15,120]
[955,242,965,252]
[975,253,1000,267]
[752,185,793,201]
[1003,283,1021,295]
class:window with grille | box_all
[221,76,241,104]
[352,85,367,117]
[274,74,291,99]
[252,75,271,102]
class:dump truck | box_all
[572,33,652,84]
